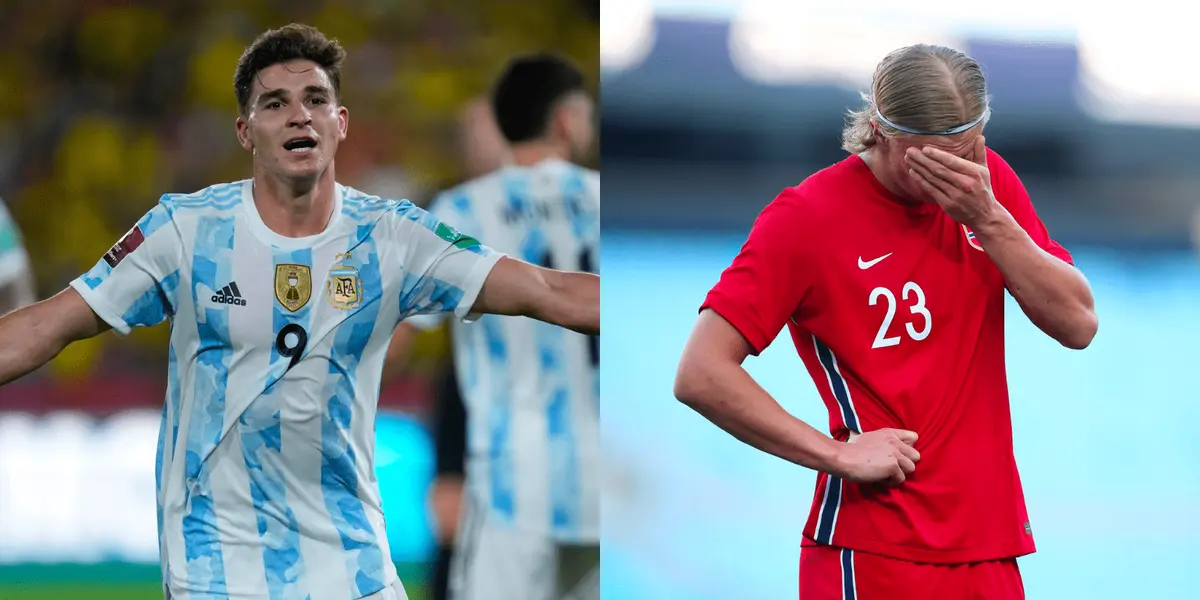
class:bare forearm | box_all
[0,289,107,387]
[474,258,599,335]
[0,305,67,385]
[539,270,599,336]
[674,358,841,472]
[973,208,1097,349]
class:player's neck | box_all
[251,167,338,238]
[508,140,570,168]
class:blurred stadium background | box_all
[601,1,1200,599]
[0,1,596,599]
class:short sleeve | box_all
[699,189,815,355]
[69,202,183,335]
[0,200,30,287]
[392,202,505,324]
[402,194,456,331]
[987,149,1074,265]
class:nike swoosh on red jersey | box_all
[857,253,893,269]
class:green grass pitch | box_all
[0,563,430,600]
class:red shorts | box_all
[799,545,1024,600]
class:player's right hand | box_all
[833,428,920,486]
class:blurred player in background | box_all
[394,54,599,600]
[674,44,1097,599]
[0,24,599,600]
[423,96,511,600]
[0,200,35,315]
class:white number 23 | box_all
[869,282,931,349]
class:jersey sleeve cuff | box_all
[700,291,772,356]
[453,250,506,324]
[69,278,133,336]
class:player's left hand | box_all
[904,136,999,228]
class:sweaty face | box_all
[885,126,983,202]
[237,59,348,182]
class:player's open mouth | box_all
[283,137,318,153]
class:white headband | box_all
[875,107,991,136]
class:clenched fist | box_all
[832,428,921,486]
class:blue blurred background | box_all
[599,2,1200,599]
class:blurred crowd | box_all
[0,0,598,383]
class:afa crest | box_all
[327,265,362,310]
[962,224,984,251]
[275,264,313,312]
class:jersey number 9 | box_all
[276,323,309,370]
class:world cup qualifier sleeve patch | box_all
[103,226,146,268]
[434,221,480,250]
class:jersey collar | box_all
[241,179,345,249]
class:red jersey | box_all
[700,149,1072,565]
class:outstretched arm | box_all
[0,201,181,387]
[472,257,598,336]
[394,202,599,336]
[0,287,110,386]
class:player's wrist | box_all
[813,434,848,477]
[965,201,1014,240]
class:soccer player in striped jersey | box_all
[675,45,1097,599]
[395,55,599,600]
[0,25,598,600]
[0,199,35,315]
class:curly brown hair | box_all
[233,23,347,116]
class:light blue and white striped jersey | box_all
[0,199,30,288]
[69,180,503,600]
[409,158,599,542]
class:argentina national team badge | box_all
[275,264,313,312]
[962,224,984,251]
[326,264,362,310]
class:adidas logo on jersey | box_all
[212,282,247,306]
